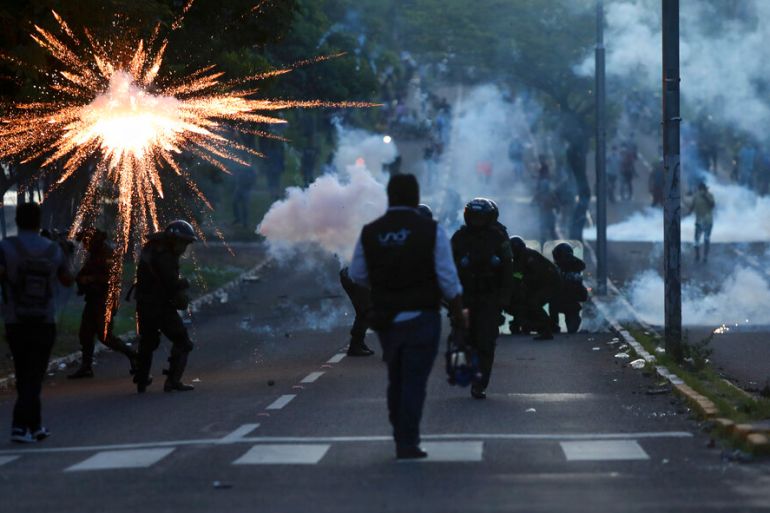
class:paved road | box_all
[1,251,769,513]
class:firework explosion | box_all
[0,7,368,323]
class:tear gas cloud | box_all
[576,0,770,140]
[585,178,770,242]
[617,267,770,327]
[427,85,544,233]
[257,128,393,262]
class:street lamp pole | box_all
[595,0,607,296]
[662,0,683,362]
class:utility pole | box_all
[595,0,607,296]
[662,0,682,362]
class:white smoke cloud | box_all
[577,0,770,139]
[621,267,770,327]
[257,128,394,262]
[584,178,770,242]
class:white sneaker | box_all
[32,427,50,441]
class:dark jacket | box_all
[452,224,514,308]
[135,234,187,308]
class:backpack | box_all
[453,226,506,298]
[7,237,57,322]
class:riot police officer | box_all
[550,242,588,334]
[132,221,197,394]
[68,229,136,379]
[509,236,559,340]
[451,198,514,399]
[339,267,374,357]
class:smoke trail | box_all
[257,128,394,262]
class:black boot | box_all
[67,364,94,379]
[347,339,374,357]
[134,375,153,394]
[163,352,194,392]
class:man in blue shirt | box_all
[0,202,73,443]
[350,174,466,460]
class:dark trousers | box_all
[378,311,440,448]
[79,300,132,366]
[135,305,193,384]
[340,270,371,345]
[525,287,554,336]
[550,303,582,333]
[468,303,501,389]
[6,323,56,431]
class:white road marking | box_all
[0,432,692,456]
[0,455,19,466]
[301,372,325,384]
[327,353,346,364]
[266,394,296,410]
[233,444,330,465]
[419,442,483,462]
[66,448,175,471]
[560,440,649,461]
[219,424,260,443]
[507,393,597,402]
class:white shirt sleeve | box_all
[434,225,462,300]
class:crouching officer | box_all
[550,243,588,334]
[132,221,196,394]
[509,236,559,340]
[452,198,513,399]
[69,229,137,379]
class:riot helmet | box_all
[509,235,526,256]
[417,203,433,219]
[164,220,197,244]
[489,199,500,222]
[552,242,574,263]
[463,198,496,228]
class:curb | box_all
[584,244,770,455]
[0,258,269,391]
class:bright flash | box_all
[383,135,392,144]
[0,8,372,328]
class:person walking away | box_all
[619,141,638,201]
[533,156,557,244]
[132,221,197,393]
[68,229,136,379]
[649,160,665,207]
[687,182,715,263]
[0,202,73,443]
[451,198,513,400]
[549,243,588,333]
[349,174,466,460]
[509,236,560,340]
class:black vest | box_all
[361,209,441,312]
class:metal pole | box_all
[662,0,682,362]
[595,0,607,296]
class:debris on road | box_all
[630,359,646,369]
[525,408,536,413]
[614,352,630,360]
[212,481,232,489]
[646,385,673,395]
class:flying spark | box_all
[0,9,371,325]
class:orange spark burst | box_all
[0,10,373,329]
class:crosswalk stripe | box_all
[65,448,175,471]
[560,440,650,461]
[0,455,19,467]
[233,444,330,465]
[266,394,296,410]
[419,442,484,462]
[219,424,260,443]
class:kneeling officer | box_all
[133,221,197,393]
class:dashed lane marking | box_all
[327,353,346,364]
[218,424,260,444]
[233,444,330,465]
[266,394,296,410]
[560,440,649,461]
[0,432,692,456]
[507,393,597,402]
[65,448,175,472]
[0,455,19,466]
[300,372,325,384]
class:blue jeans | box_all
[378,311,441,448]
